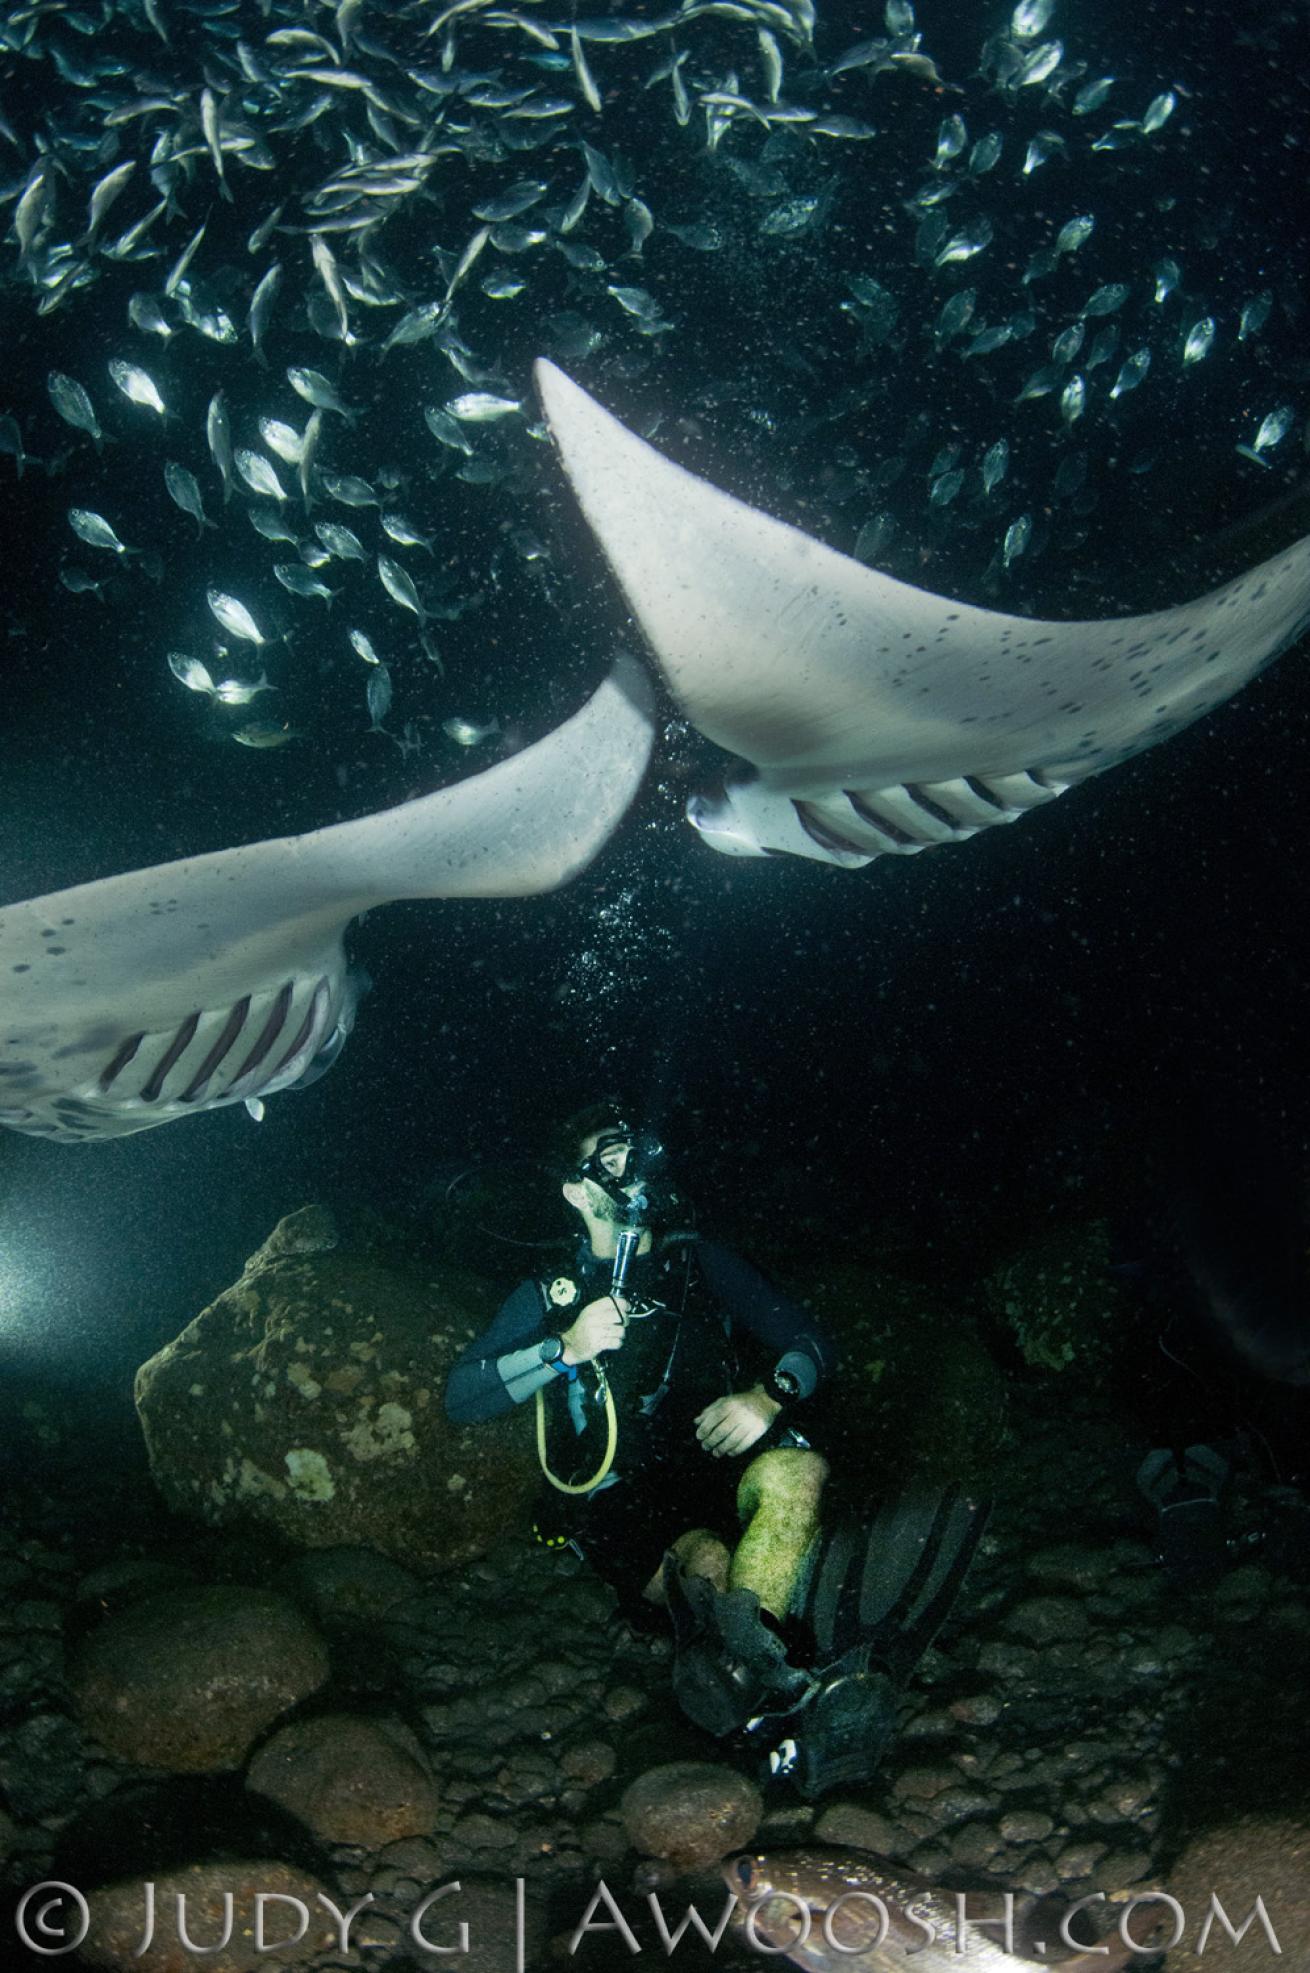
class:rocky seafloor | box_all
[2,1202,1309,1973]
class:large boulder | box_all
[620,1762,761,1869]
[1166,1815,1310,1973]
[83,1861,339,1972]
[67,1586,329,1772]
[135,1207,538,1569]
[246,1713,439,1848]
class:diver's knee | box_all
[738,1447,829,1519]
[644,1528,731,1604]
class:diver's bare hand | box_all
[560,1295,629,1365]
[695,1388,781,1458]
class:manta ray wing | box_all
[0,659,653,1141]
[536,360,1310,866]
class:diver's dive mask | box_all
[577,1125,681,1231]
[578,1125,656,1206]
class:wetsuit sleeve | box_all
[444,1279,559,1423]
[696,1239,836,1399]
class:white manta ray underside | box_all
[0,661,653,1142]
[536,360,1310,867]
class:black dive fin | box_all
[799,1482,991,1678]
[662,1557,816,1737]
[745,1486,989,1801]
[760,1645,901,1800]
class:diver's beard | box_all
[584,1181,634,1225]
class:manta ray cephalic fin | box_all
[536,359,1310,867]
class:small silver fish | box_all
[207,391,234,502]
[232,720,299,748]
[1023,130,1065,174]
[315,521,367,561]
[1011,0,1054,35]
[82,160,136,244]
[349,628,383,665]
[1015,38,1062,86]
[168,652,216,695]
[259,418,303,466]
[164,461,214,534]
[1237,292,1272,342]
[1073,75,1115,114]
[287,367,358,421]
[108,358,167,416]
[128,293,174,341]
[207,588,267,645]
[212,672,275,706]
[247,262,283,364]
[1002,513,1032,566]
[311,234,353,343]
[606,282,665,320]
[1059,374,1086,425]
[1082,282,1130,317]
[933,288,977,345]
[274,562,334,604]
[934,218,992,266]
[852,512,896,564]
[1140,89,1176,134]
[443,715,500,746]
[68,508,131,556]
[299,411,323,510]
[1085,326,1119,370]
[1235,405,1296,467]
[980,438,1009,492]
[236,449,289,504]
[48,372,103,448]
[1182,316,1215,365]
[380,512,435,555]
[446,391,522,421]
[1109,348,1151,399]
[323,473,378,507]
[249,508,300,545]
[967,132,1003,174]
[1251,405,1295,454]
[1153,258,1181,304]
[933,114,966,170]
[473,181,549,224]
[366,665,393,731]
[377,553,428,624]
[1015,363,1062,403]
[1054,214,1093,255]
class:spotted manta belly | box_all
[0,660,654,1142]
[537,361,1310,868]
[1,967,355,1142]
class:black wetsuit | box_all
[445,1236,835,1600]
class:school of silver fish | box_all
[1,0,1304,761]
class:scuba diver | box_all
[444,1103,990,1797]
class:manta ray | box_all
[0,661,653,1142]
[536,360,1310,867]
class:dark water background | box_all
[1,0,1308,1430]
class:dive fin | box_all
[663,1559,816,1737]
[799,1483,991,1676]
